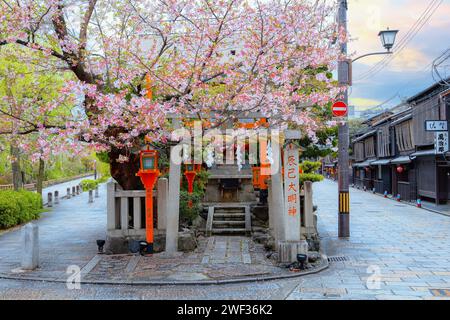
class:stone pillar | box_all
[47,192,53,207]
[21,223,39,270]
[270,142,285,244]
[276,133,309,264]
[268,180,275,234]
[157,178,168,230]
[278,240,308,264]
[54,191,59,204]
[304,181,315,237]
[95,186,99,198]
[283,143,301,242]
[67,187,71,199]
[166,119,182,254]
[72,186,76,197]
[106,181,116,231]
[88,190,94,203]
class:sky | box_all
[347,0,450,112]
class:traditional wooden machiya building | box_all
[351,79,450,205]
[408,80,450,204]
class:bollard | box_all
[72,186,76,197]
[21,223,39,270]
[396,194,401,202]
[372,188,376,194]
[47,192,53,207]
[384,191,388,198]
[76,185,81,195]
[54,191,59,204]
[95,186,99,198]
[88,190,94,203]
[417,199,422,208]
[67,187,71,199]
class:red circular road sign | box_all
[332,101,348,117]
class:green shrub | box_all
[0,190,43,229]
[299,173,324,185]
[80,179,99,191]
[0,197,20,228]
[179,190,203,226]
[299,161,322,174]
[97,175,110,184]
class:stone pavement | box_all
[286,180,450,300]
[2,179,450,299]
[80,236,291,283]
[0,182,106,278]
[0,182,325,286]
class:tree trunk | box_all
[109,148,143,190]
[10,142,23,191]
[36,158,45,196]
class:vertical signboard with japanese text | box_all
[283,143,301,241]
[435,132,449,154]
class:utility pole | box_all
[337,0,350,237]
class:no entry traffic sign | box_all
[332,101,348,117]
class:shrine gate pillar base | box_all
[277,240,309,264]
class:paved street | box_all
[1,179,450,299]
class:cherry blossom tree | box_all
[0,46,88,193]
[0,0,343,189]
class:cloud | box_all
[349,97,382,111]
[346,0,450,117]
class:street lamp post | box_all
[337,0,398,238]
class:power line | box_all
[353,47,450,115]
[432,48,450,86]
[356,0,441,81]
[355,0,443,82]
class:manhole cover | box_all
[430,289,450,297]
[328,256,349,262]
[395,205,407,207]
[367,210,382,213]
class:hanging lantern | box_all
[396,165,404,174]
[184,164,197,208]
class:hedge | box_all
[80,176,110,192]
[0,190,43,229]
[80,179,99,191]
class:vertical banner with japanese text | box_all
[283,143,301,241]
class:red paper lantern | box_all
[396,165,404,174]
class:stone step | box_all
[211,228,247,234]
[214,207,246,211]
[213,213,245,218]
[213,220,245,225]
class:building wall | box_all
[412,95,441,147]
[416,156,437,200]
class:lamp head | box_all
[378,28,399,52]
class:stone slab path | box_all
[2,179,450,299]
[0,182,323,285]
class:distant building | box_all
[350,78,450,205]
[348,105,355,118]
